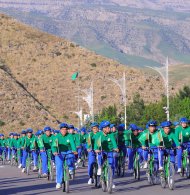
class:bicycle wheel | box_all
[134,154,140,180]
[101,180,107,192]
[93,163,98,187]
[26,155,31,175]
[168,163,175,190]
[185,158,190,178]
[160,170,166,188]
[121,156,125,177]
[107,165,113,194]
[49,160,55,181]
[64,167,70,193]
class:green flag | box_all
[71,72,79,81]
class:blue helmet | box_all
[59,123,68,129]
[161,121,172,128]
[147,120,157,126]
[9,132,14,136]
[26,128,33,133]
[118,124,125,131]
[1,134,4,137]
[129,124,138,131]
[21,130,26,134]
[13,133,18,136]
[137,126,144,131]
[100,121,110,129]
[44,126,51,132]
[54,130,60,134]
[80,127,86,133]
[110,124,116,128]
[68,124,74,129]
[180,117,188,123]
[173,121,179,126]
[38,130,44,135]
[91,122,99,128]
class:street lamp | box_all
[146,57,170,120]
[108,72,127,129]
[81,82,94,122]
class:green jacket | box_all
[21,135,37,150]
[38,134,54,151]
[175,126,190,143]
[138,129,160,147]
[86,132,99,150]
[158,129,180,148]
[94,131,118,152]
[52,133,77,153]
[123,130,141,148]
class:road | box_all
[0,164,190,195]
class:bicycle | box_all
[26,151,32,175]
[38,153,42,178]
[101,152,113,194]
[146,148,159,185]
[47,151,55,181]
[133,149,140,180]
[116,150,125,177]
[180,143,190,178]
[10,148,18,167]
[62,154,70,193]
[0,149,6,165]
[160,148,175,190]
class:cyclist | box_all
[38,126,54,178]
[157,121,180,171]
[139,120,159,170]
[21,128,38,173]
[52,123,77,189]
[125,124,143,173]
[175,117,190,173]
[7,132,14,161]
[94,120,119,189]
[0,134,6,158]
[86,122,101,185]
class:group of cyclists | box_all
[0,117,190,192]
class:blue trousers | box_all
[55,151,74,184]
[158,148,175,167]
[22,149,38,168]
[177,142,190,168]
[127,148,143,170]
[7,147,11,160]
[40,151,48,174]
[88,150,102,177]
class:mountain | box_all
[0,13,172,133]
[0,0,190,66]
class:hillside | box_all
[0,0,190,66]
[0,14,174,133]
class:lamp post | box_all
[147,57,170,120]
[109,72,127,129]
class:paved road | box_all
[0,164,190,195]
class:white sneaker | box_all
[177,168,182,173]
[22,168,26,173]
[69,170,74,175]
[18,164,22,169]
[88,178,94,185]
[33,166,38,171]
[97,167,101,175]
[159,167,164,171]
[77,158,81,163]
[143,162,148,169]
[112,183,116,189]
[128,169,134,174]
[56,183,61,189]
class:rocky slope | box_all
[0,14,170,133]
